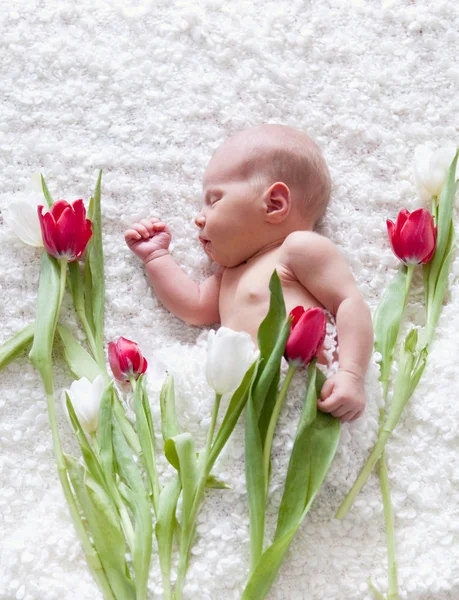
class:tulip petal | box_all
[285,307,326,366]
[399,208,436,264]
[108,341,124,381]
[413,145,433,200]
[4,200,44,246]
[206,327,258,395]
[24,172,45,197]
[56,204,78,259]
[386,219,404,262]
[429,146,457,196]
[289,306,305,329]
[51,199,72,222]
[38,207,60,258]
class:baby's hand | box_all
[317,371,366,422]
[124,217,172,263]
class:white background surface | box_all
[1,1,459,599]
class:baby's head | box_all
[194,124,331,268]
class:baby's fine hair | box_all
[228,124,331,229]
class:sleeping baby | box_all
[124,124,374,422]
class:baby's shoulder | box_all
[282,230,336,256]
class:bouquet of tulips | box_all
[1,171,344,600]
[335,146,458,600]
[0,172,261,599]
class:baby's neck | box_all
[242,239,284,265]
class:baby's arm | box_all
[285,231,374,421]
[125,218,222,326]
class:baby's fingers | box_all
[125,228,142,241]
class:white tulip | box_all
[3,172,46,247]
[62,375,105,435]
[206,327,260,396]
[414,144,458,202]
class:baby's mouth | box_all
[199,236,211,251]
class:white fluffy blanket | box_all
[1,1,458,599]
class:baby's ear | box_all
[264,182,290,221]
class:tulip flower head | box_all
[206,327,260,396]
[108,336,148,383]
[284,306,327,368]
[62,375,105,435]
[414,144,458,202]
[3,172,46,247]
[38,199,93,262]
[386,208,437,265]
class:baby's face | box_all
[194,147,267,268]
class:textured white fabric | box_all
[1,1,459,599]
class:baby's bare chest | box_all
[219,248,325,339]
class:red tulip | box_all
[38,199,92,262]
[386,208,437,265]
[284,306,327,367]
[108,337,148,382]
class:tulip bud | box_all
[108,337,148,383]
[62,375,105,435]
[386,208,436,265]
[284,306,326,368]
[206,327,259,396]
[38,199,93,262]
[414,144,458,202]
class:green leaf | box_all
[276,363,340,539]
[98,382,115,491]
[428,218,456,338]
[112,389,142,455]
[155,476,182,598]
[29,252,62,394]
[160,373,181,441]
[65,454,135,600]
[241,530,295,600]
[207,358,259,471]
[429,153,458,283]
[0,322,35,371]
[373,265,409,386]
[245,382,266,572]
[86,171,105,360]
[243,365,340,600]
[256,269,286,361]
[83,256,96,337]
[134,375,160,511]
[112,416,152,600]
[40,174,54,208]
[256,319,291,441]
[68,261,86,318]
[65,393,110,497]
[164,433,198,524]
[205,474,231,489]
[57,324,106,383]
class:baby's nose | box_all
[194,214,205,228]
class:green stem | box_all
[336,264,416,520]
[378,448,399,600]
[91,433,135,552]
[175,393,222,600]
[368,577,387,600]
[335,426,392,519]
[262,364,297,495]
[45,261,114,599]
[377,370,399,600]
[78,309,105,368]
[130,376,161,516]
[48,393,115,599]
